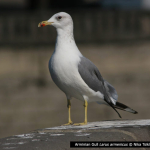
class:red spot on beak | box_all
[41,23,46,27]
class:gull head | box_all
[38,12,73,31]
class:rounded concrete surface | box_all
[0,119,150,150]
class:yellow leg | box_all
[62,99,73,126]
[73,100,88,126]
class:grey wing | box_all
[78,56,112,104]
[104,80,118,101]
[78,56,121,118]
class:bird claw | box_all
[62,121,73,126]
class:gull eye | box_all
[58,16,62,20]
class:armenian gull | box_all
[38,12,137,125]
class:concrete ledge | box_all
[0,119,150,150]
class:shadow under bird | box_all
[38,12,137,126]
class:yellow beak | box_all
[38,20,53,27]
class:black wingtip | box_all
[134,111,138,114]
[117,111,122,118]
[119,114,122,118]
[104,98,122,118]
[115,102,138,115]
[111,104,122,118]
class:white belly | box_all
[49,51,104,102]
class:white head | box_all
[38,12,73,32]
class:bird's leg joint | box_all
[83,100,88,107]
[67,99,71,108]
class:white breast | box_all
[49,49,104,102]
[49,49,84,100]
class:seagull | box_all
[38,12,137,126]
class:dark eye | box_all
[58,16,62,20]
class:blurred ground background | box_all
[0,0,150,138]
